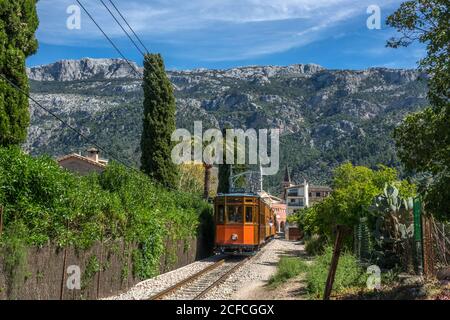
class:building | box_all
[285,182,309,215]
[258,191,287,234]
[308,185,332,206]
[284,182,309,240]
[281,166,331,240]
[57,148,108,175]
[272,202,287,233]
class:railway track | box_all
[149,256,249,300]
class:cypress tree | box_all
[140,53,178,189]
[217,163,230,194]
[0,0,39,146]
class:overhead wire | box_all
[99,0,146,57]
[108,0,150,53]
[0,73,137,170]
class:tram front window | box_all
[227,206,243,223]
[245,207,253,223]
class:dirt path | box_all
[229,239,309,300]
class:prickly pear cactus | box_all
[370,183,416,269]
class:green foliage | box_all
[305,247,367,299]
[387,0,449,109]
[331,163,391,227]
[289,163,416,248]
[140,53,178,189]
[0,220,28,298]
[394,107,449,220]
[387,1,449,221]
[0,147,210,280]
[304,234,326,256]
[354,217,372,261]
[82,256,101,289]
[0,0,39,146]
[370,183,417,270]
[268,257,308,287]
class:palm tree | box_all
[203,163,213,200]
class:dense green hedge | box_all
[0,147,212,279]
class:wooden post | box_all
[60,247,68,300]
[323,225,347,300]
[96,241,103,299]
[203,163,212,200]
[60,219,69,300]
[422,215,434,276]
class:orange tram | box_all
[214,193,277,255]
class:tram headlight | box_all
[231,234,238,241]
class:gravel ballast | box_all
[201,239,304,300]
[105,238,303,300]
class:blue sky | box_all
[27,0,426,70]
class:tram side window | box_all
[217,205,225,223]
[227,206,243,223]
[245,207,253,223]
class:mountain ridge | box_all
[26,58,428,190]
[27,57,419,82]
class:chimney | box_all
[86,148,99,162]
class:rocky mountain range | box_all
[26,58,428,191]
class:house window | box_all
[288,190,298,197]
[316,192,321,197]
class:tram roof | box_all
[216,192,258,197]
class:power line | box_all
[108,0,150,54]
[99,0,145,57]
[75,0,143,79]
[0,73,137,171]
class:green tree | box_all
[290,163,402,241]
[308,163,406,299]
[387,0,449,220]
[217,163,230,194]
[0,0,39,146]
[140,53,178,189]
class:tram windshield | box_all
[227,205,243,223]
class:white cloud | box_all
[36,0,403,61]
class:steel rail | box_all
[194,257,250,300]
[149,258,225,300]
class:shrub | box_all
[0,147,212,279]
[304,234,325,256]
[269,257,308,287]
[306,246,367,299]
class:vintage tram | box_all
[214,193,277,255]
